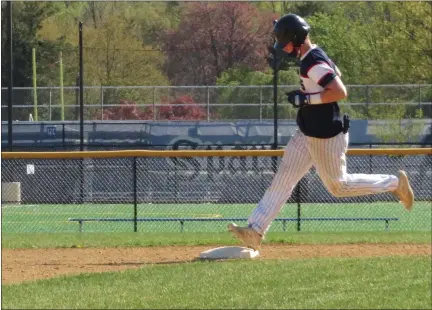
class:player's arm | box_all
[307,63,347,104]
[334,65,342,77]
[286,62,347,107]
[315,76,347,104]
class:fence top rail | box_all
[3,102,432,108]
[2,148,431,159]
[2,119,432,125]
[67,217,399,222]
[1,84,431,90]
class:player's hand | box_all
[286,90,310,108]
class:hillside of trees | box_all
[1,1,431,129]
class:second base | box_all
[199,246,260,260]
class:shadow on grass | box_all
[40,257,235,267]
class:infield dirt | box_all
[2,243,431,284]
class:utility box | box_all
[1,182,22,204]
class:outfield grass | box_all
[2,231,431,249]
[2,201,431,233]
[2,256,431,309]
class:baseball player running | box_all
[228,13,414,250]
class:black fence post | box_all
[174,157,179,203]
[62,123,65,150]
[365,85,370,118]
[272,49,279,173]
[7,1,13,151]
[133,157,137,232]
[79,156,84,205]
[75,74,79,121]
[78,22,85,206]
[79,21,84,151]
[295,181,302,232]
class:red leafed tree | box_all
[94,95,212,120]
[159,2,275,86]
[95,99,149,120]
[157,95,208,120]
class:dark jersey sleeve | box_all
[302,49,339,88]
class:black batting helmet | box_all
[273,14,310,50]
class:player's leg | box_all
[228,131,313,249]
[309,132,414,210]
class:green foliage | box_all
[215,66,300,119]
[307,2,432,85]
[368,104,426,143]
[4,1,431,87]
[217,66,299,86]
[5,2,431,88]
[122,2,183,45]
[2,1,431,123]
[83,17,167,87]
[30,2,172,120]
[254,1,333,17]
[1,2,74,121]
[1,2,60,87]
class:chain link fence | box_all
[2,152,431,233]
[2,84,432,121]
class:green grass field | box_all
[2,201,431,233]
[2,254,431,309]
[2,231,431,249]
[2,231,431,309]
[2,201,431,309]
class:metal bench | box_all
[68,217,399,233]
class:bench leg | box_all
[79,220,83,233]
[385,220,389,231]
[180,221,184,233]
[283,220,287,232]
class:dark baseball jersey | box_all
[296,45,343,139]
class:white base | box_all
[199,246,260,260]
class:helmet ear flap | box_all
[292,27,309,47]
[292,34,299,47]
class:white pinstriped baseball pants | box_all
[248,130,399,235]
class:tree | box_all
[83,15,168,87]
[255,1,333,17]
[307,3,431,85]
[368,105,426,144]
[215,66,300,120]
[1,2,72,121]
[94,95,211,121]
[157,95,209,120]
[305,2,431,123]
[159,2,276,86]
[36,2,171,120]
[2,2,55,87]
[80,15,170,120]
[122,1,183,45]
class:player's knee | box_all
[327,180,348,197]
